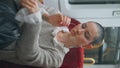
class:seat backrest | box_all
[60,18,84,68]
[60,47,84,68]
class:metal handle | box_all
[84,58,95,65]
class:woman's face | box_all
[70,22,98,46]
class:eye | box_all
[82,23,87,29]
[84,31,90,40]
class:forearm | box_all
[16,23,41,57]
[16,2,44,59]
[42,7,71,27]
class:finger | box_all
[63,16,70,26]
[61,15,66,26]
[22,0,36,8]
[21,3,33,8]
[64,16,68,26]
[66,17,71,26]
[22,3,31,10]
[54,14,62,26]
[68,18,71,25]
[60,14,64,24]
[27,0,36,8]
[30,0,39,10]
[29,0,38,6]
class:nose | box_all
[78,29,85,35]
[71,28,85,36]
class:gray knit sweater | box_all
[0,1,69,68]
[0,21,69,68]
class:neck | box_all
[56,31,75,47]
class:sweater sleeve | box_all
[15,8,43,24]
[16,23,68,68]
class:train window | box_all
[64,0,120,64]
[84,27,120,64]
[69,0,120,4]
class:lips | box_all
[70,29,76,36]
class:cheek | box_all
[81,38,88,44]
[73,25,81,30]
[78,36,89,45]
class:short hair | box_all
[90,22,105,48]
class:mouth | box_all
[70,30,76,36]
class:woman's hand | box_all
[47,13,71,26]
[20,0,39,13]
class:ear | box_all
[84,44,93,49]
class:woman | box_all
[14,0,104,67]
[0,0,104,68]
